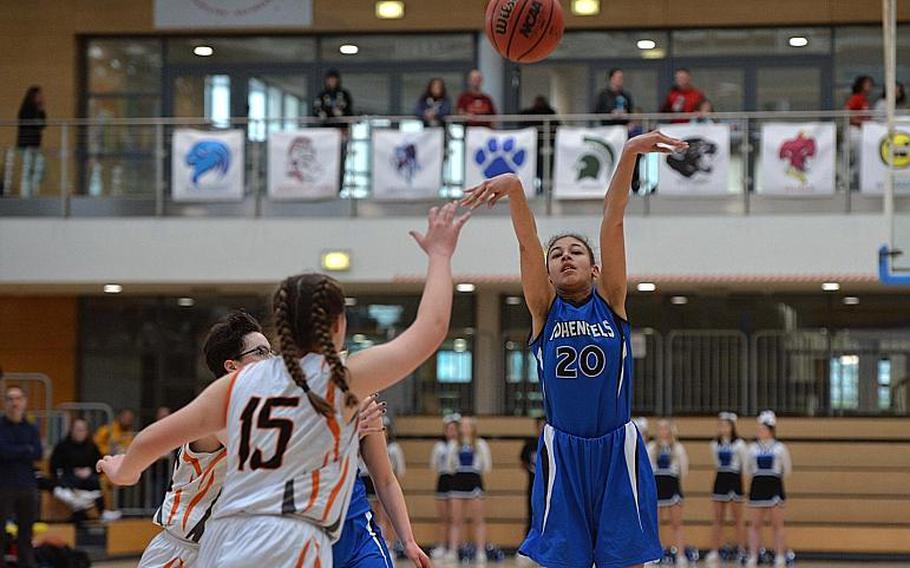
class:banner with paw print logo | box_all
[464,127,537,197]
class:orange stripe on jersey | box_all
[199,448,228,478]
[181,468,217,530]
[324,382,341,461]
[181,450,202,478]
[224,370,241,423]
[163,559,177,568]
[295,538,312,568]
[165,489,183,526]
[320,455,350,523]
[301,470,320,513]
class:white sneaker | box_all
[431,547,447,560]
[746,556,759,568]
[774,557,787,568]
[475,552,487,565]
[704,550,720,567]
[442,551,458,564]
[101,510,122,522]
[674,558,689,567]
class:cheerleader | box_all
[747,411,792,568]
[648,419,689,566]
[429,413,460,559]
[447,416,492,564]
[705,412,750,567]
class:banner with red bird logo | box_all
[759,122,835,195]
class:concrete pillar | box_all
[474,289,504,415]
[478,37,506,114]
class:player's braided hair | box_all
[272,274,357,416]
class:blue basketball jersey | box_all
[530,291,632,438]
[346,472,371,520]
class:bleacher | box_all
[395,416,910,557]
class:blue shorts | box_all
[332,510,393,568]
[519,422,662,568]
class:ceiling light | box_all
[637,282,657,293]
[670,295,688,305]
[571,0,600,16]
[456,283,476,293]
[345,297,358,307]
[821,282,840,292]
[453,338,468,352]
[788,36,809,48]
[177,297,195,307]
[352,334,367,343]
[339,44,359,55]
[636,39,657,50]
[505,295,522,305]
[843,296,860,305]
[375,1,405,19]
[193,45,214,57]
[321,250,351,271]
[103,284,122,294]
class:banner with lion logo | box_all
[172,129,244,202]
[464,127,537,197]
[553,126,627,199]
[759,122,835,195]
[860,121,910,194]
[371,128,445,200]
[268,129,342,200]
[657,123,731,195]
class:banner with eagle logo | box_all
[268,128,342,200]
[464,127,538,197]
[759,122,836,195]
[860,121,910,193]
[657,123,731,195]
[371,128,445,200]
[553,126,628,199]
[171,129,244,202]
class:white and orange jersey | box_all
[153,442,228,543]
[215,354,359,541]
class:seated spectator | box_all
[415,78,452,128]
[457,70,497,128]
[49,419,120,523]
[595,68,634,126]
[94,408,135,456]
[845,75,875,127]
[661,68,706,123]
[874,82,907,113]
[313,69,354,127]
[690,99,715,124]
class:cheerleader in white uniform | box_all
[705,412,750,567]
[429,413,460,559]
[447,416,492,564]
[746,411,792,568]
[648,419,689,566]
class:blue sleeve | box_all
[438,99,452,119]
[414,98,427,118]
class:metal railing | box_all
[0,110,902,218]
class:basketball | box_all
[485,0,565,64]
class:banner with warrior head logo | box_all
[268,128,342,200]
[172,129,245,202]
[759,122,835,195]
[860,121,910,194]
[553,126,628,199]
[371,128,445,200]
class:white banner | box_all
[268,129,342,200]
[860,122,910,194]
[759,122,836,195]
[171,129,244,202]
[155,0,312,29]
[371,128,445,200]
[657,123,731,195]
[464,127,537,197]
[553,126,627,199]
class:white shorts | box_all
[197,516,332,568]
[138,529,199,568]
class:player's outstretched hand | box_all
[409,202,470,259]
[357,394,386,439]
[404,541,433,568]
[460,173,523,210]
[624,130,688,155]
[96,454,140,486]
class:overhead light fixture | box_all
[670,295,688,305]
[456,282,476,293]
[321,250,352,271]
[352,334,367,343]
[821,282,840,292]
[177,297,195,307]
[571,0,600,16]
[788,36,809,48]
[375,1,405,19]
[453,338,468,352]
[636,39,657,50]
[637,282,657,293]
[193,45,214,57]
[103,284,123,294]
[339,44,359,55]
[464,327,476,336]
[505,295,522,305]
[344,297,358,307]
[843,296,860,305]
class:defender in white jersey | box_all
[98,204,468,568]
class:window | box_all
[437,350,473,384]
[834,25,910,106]
[166,37,316,65]
[673,28,831,57]
[319,34,473,62]
[878,358,892,410]
[830,354,860,410]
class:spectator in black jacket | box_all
[594,69,634,126]
[50,419,120,523]
[0,384,42,568]
[12,86,47,197]
[313,69,353,127]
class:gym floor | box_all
[93,560,910,567]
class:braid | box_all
[275,279,333,416]
[312,279,358,410]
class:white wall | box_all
[0,214,884,286]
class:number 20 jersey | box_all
[530,291,633,438]
[215,355,360,541]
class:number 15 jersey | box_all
[215,355,360,541]
[530,291,633,438]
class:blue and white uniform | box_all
[430,440,455,499]
[647,441,688,507]
[518,291,662,568]
[332,474,394,568]
[710,438,748,502]
[747,440,791,508]
[447,439,491,499]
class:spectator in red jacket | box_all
[457,70,497,128]
[661,68,706,123]
[845,75,875,127]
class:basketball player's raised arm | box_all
[460,174,554,336]
[347,204,469,399]
[96,374,232,485]
[598,131,687,320]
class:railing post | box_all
[742,117,751,214]
[155,123,165,217]
[543,117,553,216]
[59,124,70,217]
[251,140,262,218]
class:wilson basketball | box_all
[485,0,565,63]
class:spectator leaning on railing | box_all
[313,69,353,127]
[661,68,706,124]
[49,418,120,523]
[874,81,906,114]
[845,75,875,127]
[595,68,634,126]
[457,69,497,128]
[11,86,47,198]
[415,78,453,128]
[94,408,136,456]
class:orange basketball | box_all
[485,0,565,63]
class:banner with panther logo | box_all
[464,127,537,197]
[759,122,836,195]
[371,128,445,200]
[657,123,731,195]
[268,129,342,200]
[172,129,245,202]
[553,126,628,199]
[860,121,910,194]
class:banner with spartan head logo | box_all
[553,126,628,199]
[860,121,910,193]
